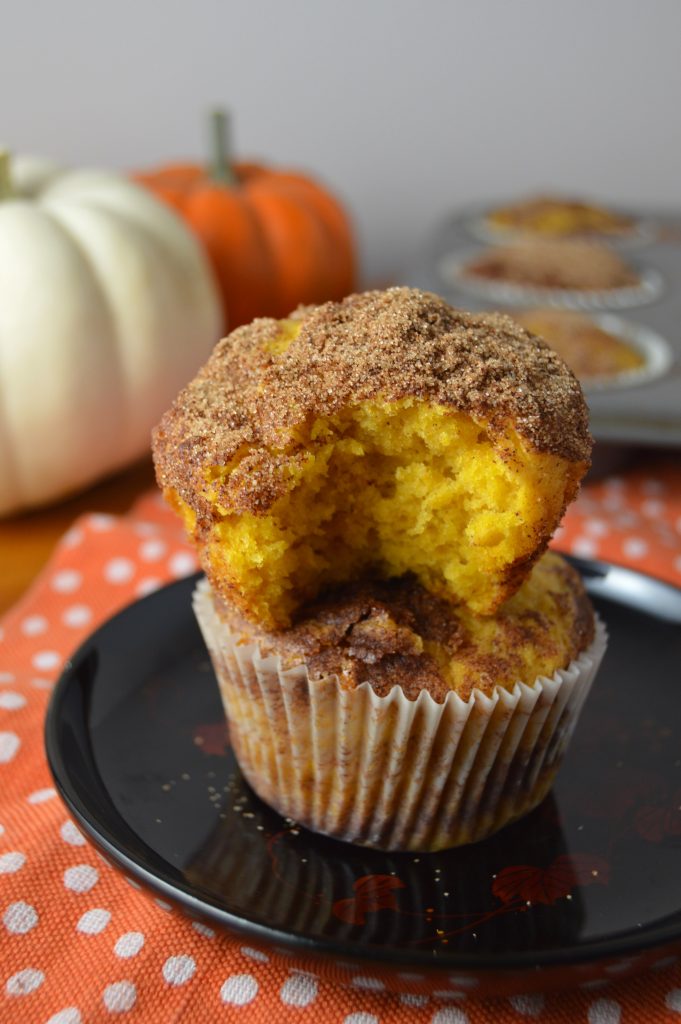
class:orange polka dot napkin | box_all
[1,456,681,1024]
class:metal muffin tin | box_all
[404,205,681,447]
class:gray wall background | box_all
[3,0,679,281]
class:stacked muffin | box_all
[152,288,607,852]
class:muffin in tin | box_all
[462,238,639,292]
[513,308,646,382]
[485,195,636,240]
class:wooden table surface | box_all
[0,459,156,616]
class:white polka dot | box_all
[240,945,268,961]
[154,898,172,911]
[136,578,161,598]
[603,476,625,490]
[643,479,665,496]
[46,1009,82,1024]
[0,732,20,763]
[62,605,92,629]
[114,932,145,958]
[64,865,99,893]
[168,551,197,578]
[401,994,429,1006]
[192,922,215,938]
[433,991,467,1000]
[0,671,14,683]
[344,1016,379,1024]
[5,967,44,995]
[31,678,52,690]
[0,824,4,835]
[134,521,158,536]
[220,973,259,1006]
[351,976,384,991]
[89,513,116,531]
[571,537,598,559]
[21,615,48,636]
[60,820,86,846]
[602,494,624,512]
[77,908,111,934]
[140,539,167,562]
[641,498,664,517]
[104,558,135,585]
[162,954,196,986]
[622,537,648,559]
[280,972,318,1006]
[588,999,621,1024]
[666,989,681,1012]
[63,526,84,547]
[103,981,136,1013]
[32,651,60,672]
[51,570,82,594]
[28,788,56,804]
[509,993,545,1015]
[584,519,609,537]
[399,972,425,981]
[0,691,26,710]
[431,1010,469,1024]
[3,901,38,933]
[0,852,25,874]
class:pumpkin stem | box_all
[210,109,237,186]
[0,151,13,200]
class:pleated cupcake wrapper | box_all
[438,252,664,311]
[193,579,607,852]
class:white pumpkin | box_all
[0,153,222,516]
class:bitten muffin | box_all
[486,195,635,239]
[153,288,591,629]
[514,309,646,381]
[463,239,639,292]
[194,551,606,850]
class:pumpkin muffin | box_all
[463,239,639,292]
[194,551,606,850]
[486,195,635,239]
[514,309,646,381]
[153,288,591,629]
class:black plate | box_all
[45,562,681,998]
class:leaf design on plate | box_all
[332,874,406,925]
[492,854,610,906]
[634,795,681,842]
[193,721,230,756]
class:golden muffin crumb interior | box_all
[154,289,591,629]
[216,551,595,702]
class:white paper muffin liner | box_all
[439,252,664,311]
[193,579,607,852]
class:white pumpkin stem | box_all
[210,109,237,187]
[0,151,12,200]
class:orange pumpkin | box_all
[134,112,356,329]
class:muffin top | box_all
[464,239,638,291]
[513,309,645,380]
[153,287,590,519]
[486,194,635,237]
[216,552,595,702]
